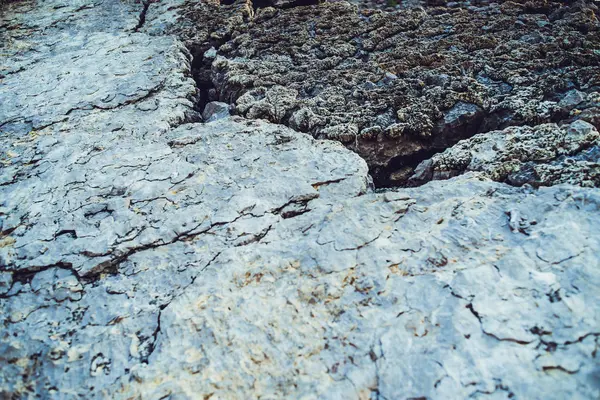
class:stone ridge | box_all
[175,0,600,186]
[0,0,599,399]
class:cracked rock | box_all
[410,120,600,187]
[1,0,599,399]
[173,0,600,186]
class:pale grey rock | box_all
[110,176,600,400]
[202,101,231,122]
[0,271,12,295]
[0,1,599,399]
[204,47,218,59]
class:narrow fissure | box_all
[382,104,591,189]
[133,0,151,32]
[189,46,217,115]
[187,29,234,119]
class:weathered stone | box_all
[202,101,231,122]
[0,0,599,399]
[410,121,600,187]
[560,89,586,110]
[0,271,12,295]
[173,0,600,185]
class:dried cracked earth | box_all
[0,0,599,399]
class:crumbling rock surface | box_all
[1,0,600,399]
[411,119,600,187]
[173,0,600,185]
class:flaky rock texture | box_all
[411,119,600,187]
[1,0,599,399]
[173,0,600,185]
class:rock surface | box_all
[1,0,599,399]
[172,0,600,185]
[411,119,600,187]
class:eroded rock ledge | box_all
[0,0,599,399]
[171,0,600,186]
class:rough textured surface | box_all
[1,0,600,399]
[411,119,600,187]
[173,0,600,185]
